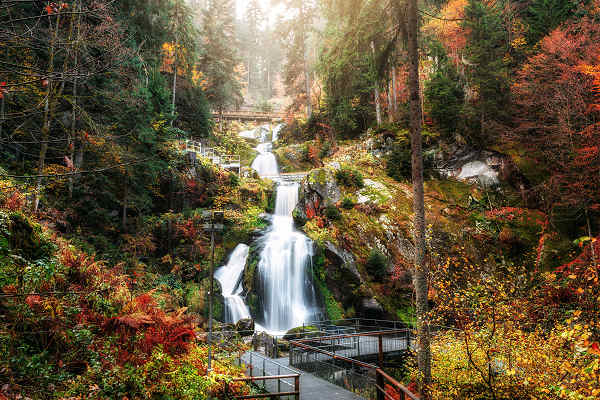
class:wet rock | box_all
[235,318,255,335]
[359,297,385,319]
[295,167,341,219]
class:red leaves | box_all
[104,292,198,363]
[0,82,6,99]
[25,295,42,309]
[45,2,68,15]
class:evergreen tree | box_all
[200,0,243,112]
[461,0,509,146]
[524,0,577,45]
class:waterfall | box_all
[251,139,279,177]
[215,244,251,323]
[234,122,320,335]
[256,183,318,334]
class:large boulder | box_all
[295,167,341,220]
[235,318,255,336]
[439,148,516,187]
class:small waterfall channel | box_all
[214,244,251,323]
[215,124,319,335]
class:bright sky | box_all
[235,0,286,26]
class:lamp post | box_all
[202,210,224,373]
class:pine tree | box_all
[200,0,243,112]
[461,0,509,146]
[525,0,576,45]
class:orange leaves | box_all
[45,2,68,15]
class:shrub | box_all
[325,205,341,221]
[365,249,389,281]
[386,142,412,181]
[342,196,356,209]
[335,167,364,189]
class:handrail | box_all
[289,330,419,400]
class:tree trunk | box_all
[122,183,128,231]
[392,66,398,115]
[371,41,382,127]
[171,47,178,127]
[304,50,312,119]
[406,0,431,395]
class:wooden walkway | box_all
[240,351,364,400]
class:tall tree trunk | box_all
[407,0,431,395]
[171,45,178,127]
[388,76,394,123]
[69,2,81,198]
[392,66,398,115]
[371,41,382,127]
[304,49,312,119]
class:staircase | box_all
[183,139,241,174]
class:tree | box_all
[524,0,577,45]
[200,0,243,113]
[406,0,432,394]
[511,18,600,228]
[461,0,510,146]
[276,0,317,117]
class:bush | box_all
[365,249,389,281]
[386,142,412,182]
[342,196,356,209]
[335,167,364,189]
[325,205,341,221]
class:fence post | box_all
[262,358,266,389]
[224,381,229,399]
[278,366,281,394]
[376,370,385,400]
[295,375,300,400]
[378,335,384,367]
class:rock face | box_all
[295,167,341,220]
[357,179,392,205]
[324,241,363,284]
[439,148,515,187]
[359,297,385,319]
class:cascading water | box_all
[251,142,279,177]
[215,244,251,323]
[255,183,318,334]
[230,122,320,334]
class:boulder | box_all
[235,318,255,336]
[295,167,341,220]
[357,179,392,205]
[438,148,516,187]
[359,297,385,319]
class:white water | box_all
[215,244,251,323]
[256,183,318,334]
[238,122,319,335]
[251,141,279,177]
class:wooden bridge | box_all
[213,111,290,122]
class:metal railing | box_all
[289,329,419,400]
[230,351,300,400]
[183,140,241,173]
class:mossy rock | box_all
[283,325,319,340]
[1,211,55,260]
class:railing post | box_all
[376,369,385,400]
[295,375,300,400]
[378,335,384,367]
[278,366,281,394]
